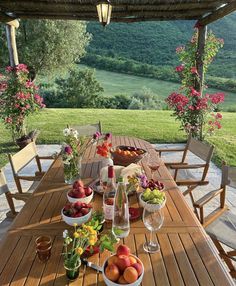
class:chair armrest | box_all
[155,148,185,153]
[38,155,54,160]
[194,188,224,208]
[17,175,42,181]
[170,163,206,170]
[176,180,209,186]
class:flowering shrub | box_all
[167,29,225,140]
[0,64,45,140]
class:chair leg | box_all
[5,192,17,216]
[211,238,236,278]
[183,185,200,220]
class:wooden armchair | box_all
[69,121,102,136]
[8,142,53,194]
[194,164,236,278]
[0,169,30,218]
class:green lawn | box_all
[1,109,236,168]
[79,66,236,110]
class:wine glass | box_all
[142,204,164,253]
[147,153,160,179]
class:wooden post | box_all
[195,25,207,96]
[5,23,19,67]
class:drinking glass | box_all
[142,205,164,253]
[35,236,52,262]
[147,154,160,179]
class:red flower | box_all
[190,67,198,74]
[175,65,184,72]
[190,87,200,97]
[209,93,225,104]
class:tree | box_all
[55,68,104,108]
[0,20,91,75]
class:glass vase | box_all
[64,260,81,281]
[64,156,82,184]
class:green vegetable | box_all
[142,188,165,204]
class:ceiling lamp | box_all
[96,0,112,27]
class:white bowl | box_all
[67,190,94,204]
[102,254,144,286]
[139,193,166,212]
[61,208,92,226]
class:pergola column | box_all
[195,25,207,96]
[5,20,19,67]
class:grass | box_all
[1,109,236,169]
[79,65,236,110]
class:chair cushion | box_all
[205,211,236,250]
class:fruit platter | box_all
[102,244,144,286]
[62,201,92,226]
[67,179,94,203]
[111,145,147,167]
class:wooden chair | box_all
[69,121,102,136]
[0,169,30,218]
[157,134,214,215]
[8,142,53,194]
[194,164,236,278]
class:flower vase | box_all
[64,156,82,184]
[101,157,114,169]
[64,260,81,281]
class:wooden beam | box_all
[198,1,236,26]
[5,24,19,67]
[195,25,207,95]
[6,19,19,28]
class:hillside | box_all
[85,13,236,79]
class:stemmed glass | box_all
[142,204,164,253]
[147,153,160,179]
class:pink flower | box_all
[209,92,225,104]
[15,104,20,108]
[188,105,194,110]
[166,92,189,112]
[93,131,101,140]
[104,133,112,140]
[5,117,12,123]
[190,87,200,97]
[0,82,7,91]
[175,65,184,72]
[25,80,35,88]
[216,113,223,119]
[176,46,185,54]
[190,67,198,74]
[16,64,29,73]
[25,104,30,109]
[64,146,73,155]
[5,66,13,73]
[215,121,222,129]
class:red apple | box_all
[84,187,93,196]
[132,262,143,276]
[116,255,131,271]
[116,245,130,257]
[74,212,83,217]
[74,201,82,209]
[73,179,84,189]
[81,208,90,215]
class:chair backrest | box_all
[70,121,102,136]
[187,136,214,163]
[0,169,10,195]
[8,142,38,175]
[221,165,236,188]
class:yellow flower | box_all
[76,247,83,255]
[73,223,78,227]
[89,235,97,246]
[87,226,93,233]
[73,232,79,238]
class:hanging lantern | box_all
[96,0,112,27]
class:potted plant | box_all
[0,64,45,148]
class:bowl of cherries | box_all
[61,201,92,226]
[67,179,94,204]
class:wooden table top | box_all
[0,136,234,285]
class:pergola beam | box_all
[198,1,236,26]
[5,23,19,67]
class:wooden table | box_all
[0,136,234,285]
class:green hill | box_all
[85,13,236,79]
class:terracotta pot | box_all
[15,130,39,149]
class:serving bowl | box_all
[67,190,94,204]
[139,193,166,212]
[111,146,146,167]
[61,208,92,226]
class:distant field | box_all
[1,109,236,169]
[79,65,236,110]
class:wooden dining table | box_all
[0,136,234,286]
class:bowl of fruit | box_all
[139,180,166,211]
[111,146,146,167]
[102,244,144,286]
[67,179,94,204]
[61,201,92,226]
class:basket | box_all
[111,145,147,167]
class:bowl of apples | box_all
[67,179,94,204]
[111,146,146,167]
[61,201,92,226]
[102,244,144,286]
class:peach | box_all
[132,262,143,276]
[123,267,138,283]
[108,255,119,266]
[116,245,130,257]
[118,275,128,284]
[105,264,120,282]
[116,255,131,271]
[129,256,137,265]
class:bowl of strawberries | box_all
[62,201,92,226]
[102,244,144,286]
[67,179,94,204]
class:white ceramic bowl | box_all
[61,208,92,226]
[102,254,144,286]
[139,193,166,212]
[67,190,94,204]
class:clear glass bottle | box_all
[103,165,116,221]
[112,177,130,239]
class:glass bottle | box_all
[103,165,116,221]
[112,177,130,239]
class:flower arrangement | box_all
[96,132,112,158]
[0,64,45,141]
[166,29,225,140]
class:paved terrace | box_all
[1,143,236,238]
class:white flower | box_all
[72,129,78,139]
[63,128,70,136]
[63,230,68,238]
